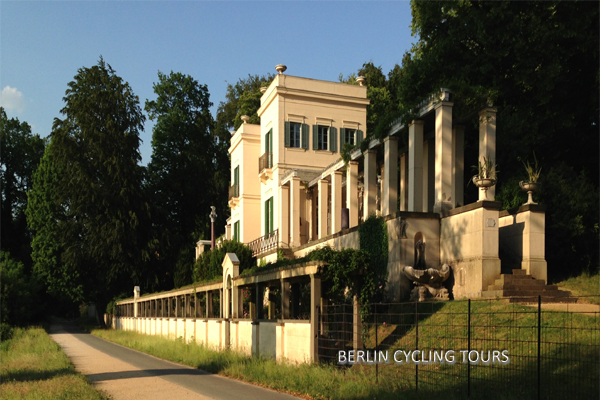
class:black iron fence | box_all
[318,296,599,399]
[259,152,273,172]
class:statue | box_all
[402,239,451,301]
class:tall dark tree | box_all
[1,108,45,264]
[398,1,599,277]
[27,59,153,310]
[145,71,225,288]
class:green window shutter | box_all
[265,131,269,153]
[265,200,269,234]
[340,128,346,148]
[357,130,363,144]
[330,127,337,152]
[301,124,309,149]
[269,128,273,153]
[269,197,274,233]
[284,121,291,147]
[313,125,318,150]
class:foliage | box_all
[340,62,405,142]
[0,108,45,265]
[215,73,274,132]
[193,240,256,283]
[359,215,389,301]
[522,152,541,183]
[0,252,44,326]
[399,1,599,276]
[145,71,226,289]
[26,58,152,312]
[472,155,498,181]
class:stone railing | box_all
[247,229,278,256]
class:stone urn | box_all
[519,181,541,205]
[473,176,497,201]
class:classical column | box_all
[310,274,322,363]
[280,279,290,319]
[382,136,399,216]
[479,108,497,200]
[290,177,301,247]
[363,149,377,220]
[318,179,329,239]
[309,190,317,241]
[331,171,343,234]
[346,161,359,228]
[452,125,465,208]
[206,292,213,318]
[279,184,290,247]
[408,120,424,212]
[400,153,407,211]
[434,101,453,213]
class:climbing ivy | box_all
[358,215,389,302]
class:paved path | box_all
[50,323,300,400]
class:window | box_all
[233,166,239,197]
[312,125,337,152]
[233,221,240,242]
[285,122,309,149]
[290,122,301,147]
[340,128,363,149]
[318,126,328,150]
[264,197,274,234]
[345,129,356,145]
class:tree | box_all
[27,59,153,310]
[399,1,599,277]
[340,62,403,137]
[215,73,275,133]
[0,108,45,264]
[145,71,225,288]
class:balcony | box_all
[247,229,278,256]
[228,184,240,208]
[259,152,273,183]
[229,184,239,200]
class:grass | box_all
[0,326,107,400]
[93,296,599,400]
[556,272,600,304]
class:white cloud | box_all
[0,86,25,114]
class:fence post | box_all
[415,301,419,392]
[468,299,471,398]
[537,295,541,400]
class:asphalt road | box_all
[50,322,300,400]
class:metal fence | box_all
[318,296,599,399]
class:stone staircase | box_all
[482,269,575,303]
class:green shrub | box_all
[193,240,255,282]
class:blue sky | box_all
[1,1,415,164]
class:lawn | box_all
[0,326,107,400]
[556,272,600,304]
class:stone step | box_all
[493,278,546,287]
[482,289,571,298]
[512,269,527,275]
[481,290,577,303]
[487,283,554,291]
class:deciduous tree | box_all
[145,71,225,288]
